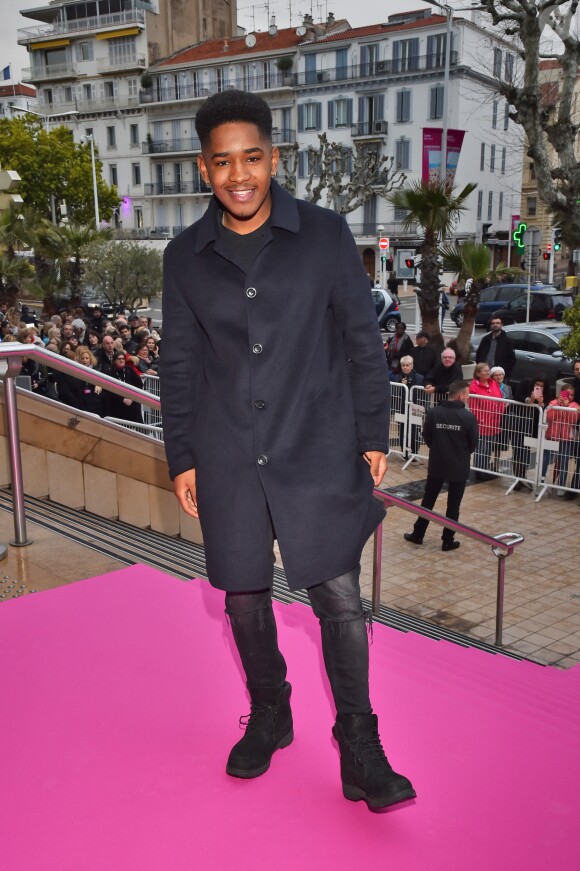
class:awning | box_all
[30,39,70,50]
[96,27,141,40]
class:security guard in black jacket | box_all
[404,380,479,551]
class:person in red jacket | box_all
[469,362,503,478]
[541,388,580,491]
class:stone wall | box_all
[0,389,203,545]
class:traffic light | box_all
[553,227,562,251]
[543,252,550,261]
[482,223,492,243]
[405,257,415,269]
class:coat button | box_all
[257,454,268,465]
[246,287,257,298]
[252,343,263,355]
[254,400,265,409]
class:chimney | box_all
[327,12,335,26]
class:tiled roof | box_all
[310,15,447,45]
[155,27,305,68]
[0,84,36,98]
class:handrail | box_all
[0,345,525,648]
[0,344,160,409]
[0,344,160,546]
[372,489,524,647]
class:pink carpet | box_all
[1,565,579,870]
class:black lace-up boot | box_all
[333,713,416,809]
[226,681,293,778]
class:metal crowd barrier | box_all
[535,404,580,500]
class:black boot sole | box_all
[342,780,417,809]
[225,729,294,779]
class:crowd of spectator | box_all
[3,300,579,498]
[1,301,161,423]
[384,318,580,499]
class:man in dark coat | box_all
[411,331,438,377]
[160,90,415,811]
[403,380,479,550]
[424,347,463,397]
[475,316,516,378]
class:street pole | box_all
[88,135,100,229]
[548,228,555,284]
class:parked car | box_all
[372,287,401,332]
[471,323,573,390]
[491,287,573,325]
[450,282,528,329]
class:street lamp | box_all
[80,134,100,230]
[10,107,79,222]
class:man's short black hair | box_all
[195,89,272,147]
[449,379,469,398]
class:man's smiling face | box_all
[197,121,279,235]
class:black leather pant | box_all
[225,566,370,715]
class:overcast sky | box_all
[2,0,437,83]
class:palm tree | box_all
[0,254,35,307]
[440,241,521,361]
[34,221,110,308]
[387,180,476,345]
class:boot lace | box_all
[348,733,392,769]
[238,703,276,735]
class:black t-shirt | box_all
[217,212,270,275]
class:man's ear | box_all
[197,153,210,186]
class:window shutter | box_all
[346,99,353,125]
[316,102,322,130]
[298,104,305,132]
[298,151,306,178]
[376,94,384,120]
[427,35,434,68]
[328,100,335,129]
[430,87,437,118]
[358,96,366,122]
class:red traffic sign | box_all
[378,237,389,250]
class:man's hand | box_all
[174,469,198,518]
[363,451,388,487]
[424,384,435,394]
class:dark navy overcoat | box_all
[160,181,390,592]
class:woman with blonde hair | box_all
[74,345,103,416]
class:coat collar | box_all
[193,179,300,253]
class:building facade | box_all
[16,0,237,231]
[14,4,524,279]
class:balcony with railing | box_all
[346,221,418,238]
[293,52,459,86]
[96,55,146,74]
[272,128,296,144]
[140,72,292,106]
[144,181,212,196]
[22,63,78,83]
[17,10,145,45]
[143,137,201,155]
[351,121,388,138]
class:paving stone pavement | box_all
[358,453,580,668]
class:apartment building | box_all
[0,83,37,118]
[16,0,237,231]
[293,8,524,276]
[14,4,523,272]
